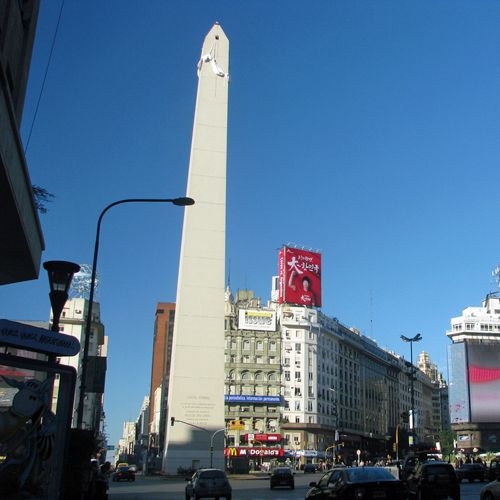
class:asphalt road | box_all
[108,472,487,499]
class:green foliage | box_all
[438,429,456,455]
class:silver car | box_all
[185,468,232,500]
[480,478,500,500]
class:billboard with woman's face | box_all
[278,247,322,307]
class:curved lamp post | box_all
[400,333,422,446]
[76,197,194,430]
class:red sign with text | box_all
[243,433,281,442]
[278,247,322,307]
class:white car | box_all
[480,479,500,500]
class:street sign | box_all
[0,319,80,357]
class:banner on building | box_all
[278,247,322,307]
[238,309,276,331]
[224,395,281,404]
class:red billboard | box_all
[278,247,322,307]
[224,447,284,457]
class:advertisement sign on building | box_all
[224,447,284,457]
[278,247,322,307]
[447,342,470,424]
[467,342,500,423]
[238,309,276,331]
[243,433,281,442]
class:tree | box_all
[32,185,54,213]
[438,430,456,455]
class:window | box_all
[256,340,264,351]
[268,372,277,382]
[243,355,250,363]
[295,371,301,380]
[269,356,277,364]
[285,330,291,338]
[241,371,251,381]
[284,358,290,366]
[243,340,250,350]
[295,416,300,422]
[256,356,264,364]
[269,342,277,351]
[231,340,237,349]
[295,343,301,352]
[255,371,263,381]
[308,400,313,411]
[228,370,235,380]
[295,387,302,396]
[284,371,291,381]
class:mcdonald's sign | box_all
[225,447,239,457]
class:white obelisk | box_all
[163,23,229,473]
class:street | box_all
[108,472,487,499]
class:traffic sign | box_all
[0,319,80,357]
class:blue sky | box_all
[1,1,499,449]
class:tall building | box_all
[224,289,282,467]
[51,298,108,431]
[0,0,44,284]
[148,302,175,470]
[447,292,500,452]
[164,23,229,473]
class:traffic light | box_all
[393,443,397,452]
[400,411,409,423]
[171,417,175,426]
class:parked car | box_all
[304,463,318,473]
[269,467,294,489]
[488,460,500,481]
[306,466,407,499]
[112,466,135,482]
[456,463,486,482]
[406,460,460,500]
[480,478,500,500]
[185,468,231,500]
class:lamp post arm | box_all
[76,197,188,429]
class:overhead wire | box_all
[24,0,65,155]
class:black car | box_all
[406,460,460,500]
[456,463,486,482]
[270,467,294,489]
[306,466,407,499]
[399,451,441,481]
[304,464,318,474]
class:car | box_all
[456,463,486,482]
[305,466,407,499]
[488,460,500,481]
[406,460,460,500]
[112,466,135,482]
[399,450,441,480]
[185,468,232,500]
[480,478,500,500]
[304,463,318,473]
[270,466,295,489]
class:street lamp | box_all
[43,260,81,333]
[400,333,422,447]
[76,196,194,430]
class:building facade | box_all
[223,285,449,467]
[0,0,44,284]
[148,303,175,470]
[52,298,108,431]
[447,292,500,452]
[224,289,282,469]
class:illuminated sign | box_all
[238,309,276,331]
[224,447,284,457]
[224,395,281,404]
[278,247,322,307]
